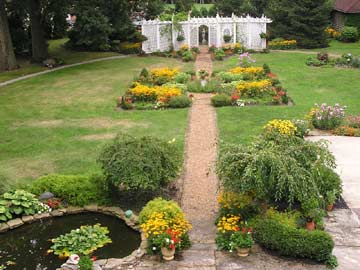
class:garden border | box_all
[0,204,147,270]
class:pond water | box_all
[0,213,141,270]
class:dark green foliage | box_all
[68,8,113,51]
[262,63,271,74]
[216,0,267,17]
[326,255,338,269]
[98,134,181,192]
[266,0,331,48]
[339,26,359,42]
[253,218,334,262]
[168,95,192,108]
[214,49,225,60]
[344,13,360,30]
[200,7,208,17]
[30,174,110,206]
[217,135,338,208]
[78,255,93,270]
[186,80,203,92]
[211,94,232,107]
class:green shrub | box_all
[253,218,334,262]
[0,190,49,222]
[214,49,225,60]
[339,26,359,42]
[168,95,192,108]
[98,134,181,192]
[306,56,325,67]
[182,50,194,62]
[78,256,93,270]
[216,72,244,83]
[174,72,191,84]
[217,135,338,208]
[30,174,109,206]
[351,57,360,68]
[186,80,203,92]
[211,94,232,107]
[204,79,222,93]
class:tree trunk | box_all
[29,0,47,62]
[0,0,17,71]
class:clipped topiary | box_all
[98,134,181,192]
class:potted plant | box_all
[325,190,337,211]
[229,228,254,257]
[152,229,180,261]
[259,32,267,39]
[223,35,232,43]
[177,35,185,42]
[198,69,209,80]
[301,198,324,231]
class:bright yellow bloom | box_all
[150,67,179,80]
[235,80,272,93]
[129,83,181,101]
[264,119,297,136]
[268,40,297,47]
[218,192,252,210]
[229,67,264,75]
[216,215,241,233]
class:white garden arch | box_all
[135,13,272,53]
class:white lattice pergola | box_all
[135,13,272,53]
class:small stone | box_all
[7,218,24,229]
[39,192,54,200]
[84,204,98,212]
[51,210,64,217]
[66,207,83,214]
[34,212,51,220]
[125,210,133,218]
[0,222,10,232]
[21,215,34,223]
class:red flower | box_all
[277,91,285,96]
[170,244,175,250]
[234,226,240,231]
[242,227,246,234]
[248,228,252,233]
[91,256,97,261]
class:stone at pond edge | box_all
[125,210,133,218]
[0,222,10,232]
[85,204,99,212]
[66,206,83,214]
[22,215,34,223]
[7,218,24,229]
[51,210,64,217]
[39,192,55,200]
[33,212,51,220]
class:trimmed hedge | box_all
[253,218,334,262]
[30,174,109,206]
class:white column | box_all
[233,22,237,44]
[216,23,221,47]
[187,23,191,47]
[156,24,160,50]
[247,21,252,49]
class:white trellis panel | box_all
[135,14,271,53]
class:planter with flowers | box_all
[152,229,180,260]
[230,228,254,257]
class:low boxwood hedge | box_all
[253,218,334,262]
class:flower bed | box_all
[215,119,340,268]
[119,67,193,110]
[306,52,360,69]
[268,39,297,50]
[208,58,291,107]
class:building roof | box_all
[334,0,360,14]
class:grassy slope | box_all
[0,39,119,83]
[0,56,193,190]
[214,52,360,145]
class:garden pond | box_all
[0,213,141,270]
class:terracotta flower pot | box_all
[161,247,175,261]
[326,203,334,211]
[306,220,315,231]
[236,247,250,257]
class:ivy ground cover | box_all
[213,52,360,145]
[0,56,193,192]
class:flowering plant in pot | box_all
[151,229,180,261]
[325,190,337,211]
[301,198,325,231]
[229,227,254,257]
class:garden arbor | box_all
[135,13,272,53]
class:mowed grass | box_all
[0,56,193,190]
[214,52,360,145]
[0,39,119,83]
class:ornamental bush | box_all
[98,134,181,192]
[211,94,232,107]
[30,174,110,206]
[253,218,334,262]
[339,26,359,42]
[217,134,338,208]
[168,95,192,108]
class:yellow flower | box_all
[216,215,241,232]
[150,67,179,80]
[235,80,272,93]
[129,83,182,101]
[229,67,264,75]
[264,119,297,136]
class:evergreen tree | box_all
[267,0,331,48]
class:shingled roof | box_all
[334,0,360,13]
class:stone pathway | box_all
[0,55,128,87]
[308,136,360,269]
[195,46,213,75]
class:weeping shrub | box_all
[98,134,181,192]
[217,135,340,208]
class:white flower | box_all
[171,240,174,244]
[152,247,156,250]
[166,238,170,243]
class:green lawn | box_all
[0,56,193,191]
[316,40,360,57]
[214,52,360,145]
[0,39,119,83]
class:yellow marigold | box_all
[216,215,241,233]
[150,67,179,79]
[229,67,264,75]
[129,83,181,101]
[218,192,253,210]
[235,80,271,93]
[264,119,297,136]
[140,211,192,238]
